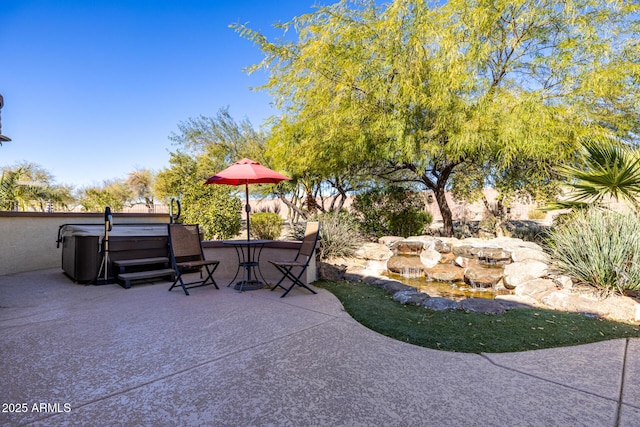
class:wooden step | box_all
[118,268,175,289]
[113,257,170,270]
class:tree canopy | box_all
[0,162,73,211]
[235,0,640,235]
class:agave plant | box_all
[556,137,640,211]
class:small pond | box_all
[384,271,511,300]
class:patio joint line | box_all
[252,293,347,319]
[19,317,339,426]
[479,352,622,406]
[615,338,630,427]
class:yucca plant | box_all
[546,208,640,295]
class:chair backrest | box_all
[168,224,204,262]
[298,221,320,260]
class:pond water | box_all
[383,270,513,300]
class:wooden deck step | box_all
[118,268,175,289]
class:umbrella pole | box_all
[245,183,250,241]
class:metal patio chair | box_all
[168,224,219,296]
[268,221,320,298]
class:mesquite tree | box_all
[235,0,639,236]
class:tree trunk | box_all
[305,185,318,215]
[277,193,307,221]
[433,185,454,237]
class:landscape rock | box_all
[464,265,505,288]
[459,298,508,314]
[539,291,602,317]
[381,280,415,294]
[391,240,424,255]
[422,297,459,311]
[331,235,640,322]
[452,245,475,258]
[439,252,456,264]
[503,260,549,289]
[511,247,549,263]
[393,290,431,306]
[476,248,512,265]
[355,243,393,261]
[424,264,465,283]
[420,249,442,268]
[514,278,558,298]
[386,256,425,276]
[550,275,574,289]
[378,236,403,247]
[318,262,346,281]
[454,256,477,268]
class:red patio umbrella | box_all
[204,158,291,240]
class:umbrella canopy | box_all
[204,158,291,186]
[204,158,291,240]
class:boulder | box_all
[420,249,442,268]
[476,248,512,265]
[355,243,393,261]
[594,295,640,323]
[318,262,346,281]
[434,237,458,253]
[464,265,504,288]
[488,237,525,248]
[550,275,574,289]
[439,252,456,264]
[386,256,425,276]
[514,278,558,298]
[409,237,451,253]
[459,298,508,314]
[424,264,465,283]
[422,297,459,311]
[503,260,549,289]
[379,236,403,247]
[454,256,477,268]
[364,260,388,276]
[539,291,602,317]
[541,291,640,322]
[391,240,425,255]
[511,247,549,263]
[452,245,475,258]
[382,280,415,294]
[393,290,431,306]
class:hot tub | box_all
[59,224,169,283]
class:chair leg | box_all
[168,270,190,296]
[271,264,316,298]
[202,263,219,289]
[169,263,219,296]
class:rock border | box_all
[320,234,640,323]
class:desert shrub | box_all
[546,208,640,294]
[528,208,547,220]
[289,211,364,260]
[181,186,242,239]
[317,211,365,259]
[250,212,283,240]
[352,186,433,238]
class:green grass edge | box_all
[316,280,640,353]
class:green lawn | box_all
[317,280,640,353]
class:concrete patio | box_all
[1,268,639,426]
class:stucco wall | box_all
[202,241,316,286]
[0,212,169,276]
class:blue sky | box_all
[0,0,320,188]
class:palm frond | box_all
[558,137,640,210]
